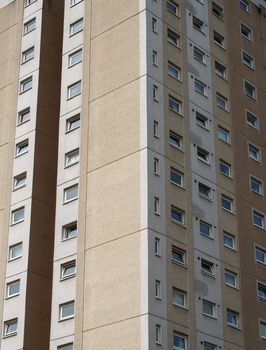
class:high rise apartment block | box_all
[0,0,266,349]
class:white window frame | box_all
[219,159,231,177]
[195,111,208,129]
[66,114,80,132]
[24,0,37,6]
[201,259,215,277]
[198,182,212,200]
[250,176,263,196]
[195,79,207,96]
[63,184,79,203]
[11,207,25,225]
[213,31,225,48]
[153,85,159,101]
[70,0,83,6]
[154,157,160,176]
[257,282,266,302]
[6,280,20,299]
[255,245,266,265]
[3,318,18,337]
[59,301,75,321]
[246,110,259,131]
[23,18,36,34]
[227,309,240,329]
[259,320,266,340]
[68,49,82,67]
[248,142,261,163]
[155,237,161,256]
[60,260,76,280]
[67,81,82,99]
[22,46,34,64]
[225,270,237,288]
[202,299,216,318]
[167,0,179,16]
[218,126,230,143]
[199,220,212,238]
[15,139,29,157]
[17,108,30,126]
[197,147,210,164]
[221,194,233,213]
[173,332,187,350]
[152,50,158,66]
[170,167,183,187]
[168,95,182,114]
[65,148,80,167]
[169,131,183,150]
[69,18,83,36]
[152,17,158,33]
[242,51,255,70]
[167,28,180,47]
[239,0,250,13]
[223,231,236,250]
[57,343,73,350]
[20,76,33,93]
[171,206,184,225]
[168,61,181,80]
[13,172,27,190]
[193,46,206,64]
[62,222,77,241]
[192,16,204,33]
[252,209,265,229]
[172,287,186,308]
[9,243,23,261]
[244,80,257,100]
[153,120,159,138]
[215,61,226,78]
[216,93,228,111]
[154,197,160,216]
[240,22,253,41]
[155,324,162,345]
[212,2,224,19]
[171,246,186,265]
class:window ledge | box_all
[13,185,26,192]
[58,316,75,322]
[60,274,76,282]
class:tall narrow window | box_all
[169,96,181,114]
[173,332,186,350]
[155,237,161,256]
[246,111,258,130]
[241,23,252,41]
[154,197,160,216]
[257,282,266,302]
[155,324,162,344]
[153,85,159,101]
[152,50,158,66]
[167,0,179,16]
[215,61,226,78]
[244,80,256,99]
[167,29,180,47]
[153,120,159,138]
[155,280,161,299]
[152,17,158,33]
[242,51,254,69]
[154,157,160,175]
[259,320,266,340]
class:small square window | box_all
[68,81,81,99]
[22,46,34,63]
[17,108,30,125]
[66,114,80,132]
[170,167,183,187]
[168,61,181,80]
[216,93,228,110]
[20,76,33,93]
[65,149,80,167]
[169,131,183,149]
[173,332,187,350]
[214,31,225,47]
[192,16,204,32]
[218,126,230,143]
[70,0,83,6]
[155,324,162,345]
[239,0,250,12]
[241,23,252,41]
[197,147,210,164]
[253,210,265,229]
[171,206,184,225]
[62,222,77,241]
[244,80,256,99]
[250,176,263,196]
[219,160,231,177]
[204,342,217,350]
[57,343,73,350]
[154,197,160,215]
[68,49,82,67]
[248,143,261,162]
[201,259,214,276]
[152,50,158,66]
[225,270,237,287]
[172,246,185,265]
[257,282,266,302]
[11,207,25,225]
[152,17,158,33]
[6,280,20,298]
[202,299,216,318]
[61,260,76,280]
[59,301,75,321]
[246,111,259,130]
[223,232,235,250]
[9,243,23,261]
[255,246,266,265]
[155,237,161,256]
[64,184,79,203]
[212,2,224,19]
[227,309,240,328]
[167,28,180,47]
[173,287,186,307]
[16,139,29,156]
[221,194,233,213]
[198,182,212,200]
[155,280,161,299]
[70,18,83,36]
[215,61,226,78]
[13,172,27,190]
[24,18,36,34]
[242,51,254,69]
[193,46,206,64]
[169,96,181,114]
[167,0,179,16]
[154,157,160,175]
[195,111,208,129]
[153,85,159,101]
[195,79,207,96]
[259,320,266,339]
[3,318,18,337]
[200,220,212,238]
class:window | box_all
[239,0,250,12]
[216,93,228,110]
[153,85,159,101]
[253,210,265,229]
[201,259,214,276]
[18,108,30,125]
[64,184,79,203]
[202,299,216,318]
[24,0,37,6]
[58,343,73,350]
[153,120,159,138]
[152,17,158,33]
[195,79,207,96]
[170,168,183,187]
[244,80,256,99]
[172,246,185,265]
[173,287,186,307]
[193,46,206,64]
[20,76,32,93]
[246,111,258,130]
[257,282,266,302]
[255,246,266,265]
[152,50,158,66]
[168,61,181,80]
[259,320,266,339]
[197,147,209,164]
[61,260,76,280]
[154,157,160,175]
[167,28,180,47]
[195,111,208,129]
[22,46,34,63]
[68,49,82,67]
[6,280,20,298]
[242,51,254,69]
[198,183,211,200]
[9,243,22,261]
[155,237,161,256]
[240,23,252,41]
[167,0,179,16]
[248,143,261,162]
[169,96,181,114]
[221,194,233,212]
[11,207,25,225]
[219,160,231,177]
[225,270,237,287]
[169,131,182,149]
[171,206,184,225]
[204,342,217,350]
[59,301,75,320]
[13,172,27,190]
[66,114,80,132]
[155,280,161,299]
[200,220,212,238]
[173,332,186,350]
[68,81,81,99]
[3,318,18,337]
[65,149,80,167]
[24,18,36,34]
[70,0,83,6]
[250,176,263,196]
[192,16,204,32]
[212,2,224,19]
[215,61,226,78]
[155,324,162,344]
[16,139,29,156]
[213,31,224,47]
[218,126,230,143]
[62,222,77,241]
[227,309,239,328]
[223,232,235,250]
[154,197,160,215]
[70,18,83,36]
